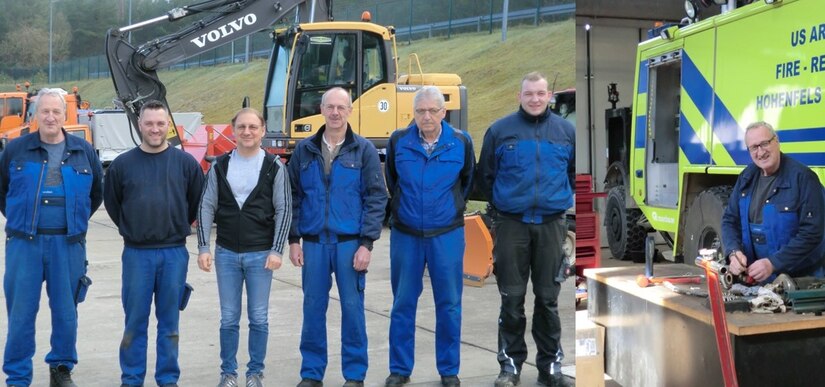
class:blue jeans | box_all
[3,235,87,387]
[119,246,189,386]
[388,227,464,377]
[300,238,367,381]
[214,245,274,377]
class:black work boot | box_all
[49,365,78,387]
[538,370,570,387]
[440,375,461,386]
[384,373,410,387]
[297,379,323,387]
[494,371,520,387]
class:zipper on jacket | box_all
[30,159,47,235]
[323,143,348,234]
[533,124,541,224]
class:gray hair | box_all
[35,88,67,112]
[321,87,352,107]
[413,86,445,110]
[745,121,777,137]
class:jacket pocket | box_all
[497,141,521,170]
[775,205,800,246]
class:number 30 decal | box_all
[378,99,390,112]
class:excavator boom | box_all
[105,0,330,146]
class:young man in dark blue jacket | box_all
[721,121,825,283]
[104,100,204,387]
[287,87,387,387]
[383,86,474,387]
[0,88,103,387]
[477,72,575,387]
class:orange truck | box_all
[0,84,92,150]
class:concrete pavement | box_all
[0,208,575,386]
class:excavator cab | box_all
[264,22,394,153]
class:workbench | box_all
[585,264,825,387]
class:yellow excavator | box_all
[105,0,494,285]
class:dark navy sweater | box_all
[104,146,204,248]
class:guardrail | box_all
[6,4,573,82]
[399,3,574,40]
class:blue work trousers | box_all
[299,238,367,381]
[3,235,87,387]
[119,246,189,386]
[214,245,273,378]
[388,227,464,377]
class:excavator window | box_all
[293,32,358,121]
[362,32,387,91]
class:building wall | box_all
[575,18,650,193]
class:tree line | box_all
[0,0,566,72]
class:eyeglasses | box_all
[235,124,261,131]
[323,104,350,112]
[747,135,776,153]
[414,107,444,115]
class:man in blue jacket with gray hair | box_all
[477,72,575,387]
[721,121,825,284]
[287,87,387,387]
[384,86,475,387]
[0,88,103,387]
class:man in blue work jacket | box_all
[0,88,104,387]
[383,86,475,387]
[287,87,387,387]
[721,121,825,283]
[477,72,575,387]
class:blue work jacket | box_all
[287,125,387,246]
[477,107,575,224]
[385,121,475,237]
[0,130,104,243]
[721,153,825,278]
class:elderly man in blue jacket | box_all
[721,121,825,283]
[0,88,104,387]
[383,86,475,387]
[287,87,387,387]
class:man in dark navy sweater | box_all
[104,100,204,387]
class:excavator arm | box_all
[105,0,331,146]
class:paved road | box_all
[0,208,575,386]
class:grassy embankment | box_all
[3,19,573,148]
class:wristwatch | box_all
[728,250,740,261]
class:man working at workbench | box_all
[721,121,825,284]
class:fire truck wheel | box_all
[605,185,646,261]
[682,186,732,264]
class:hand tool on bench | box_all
[635,274,704,288]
